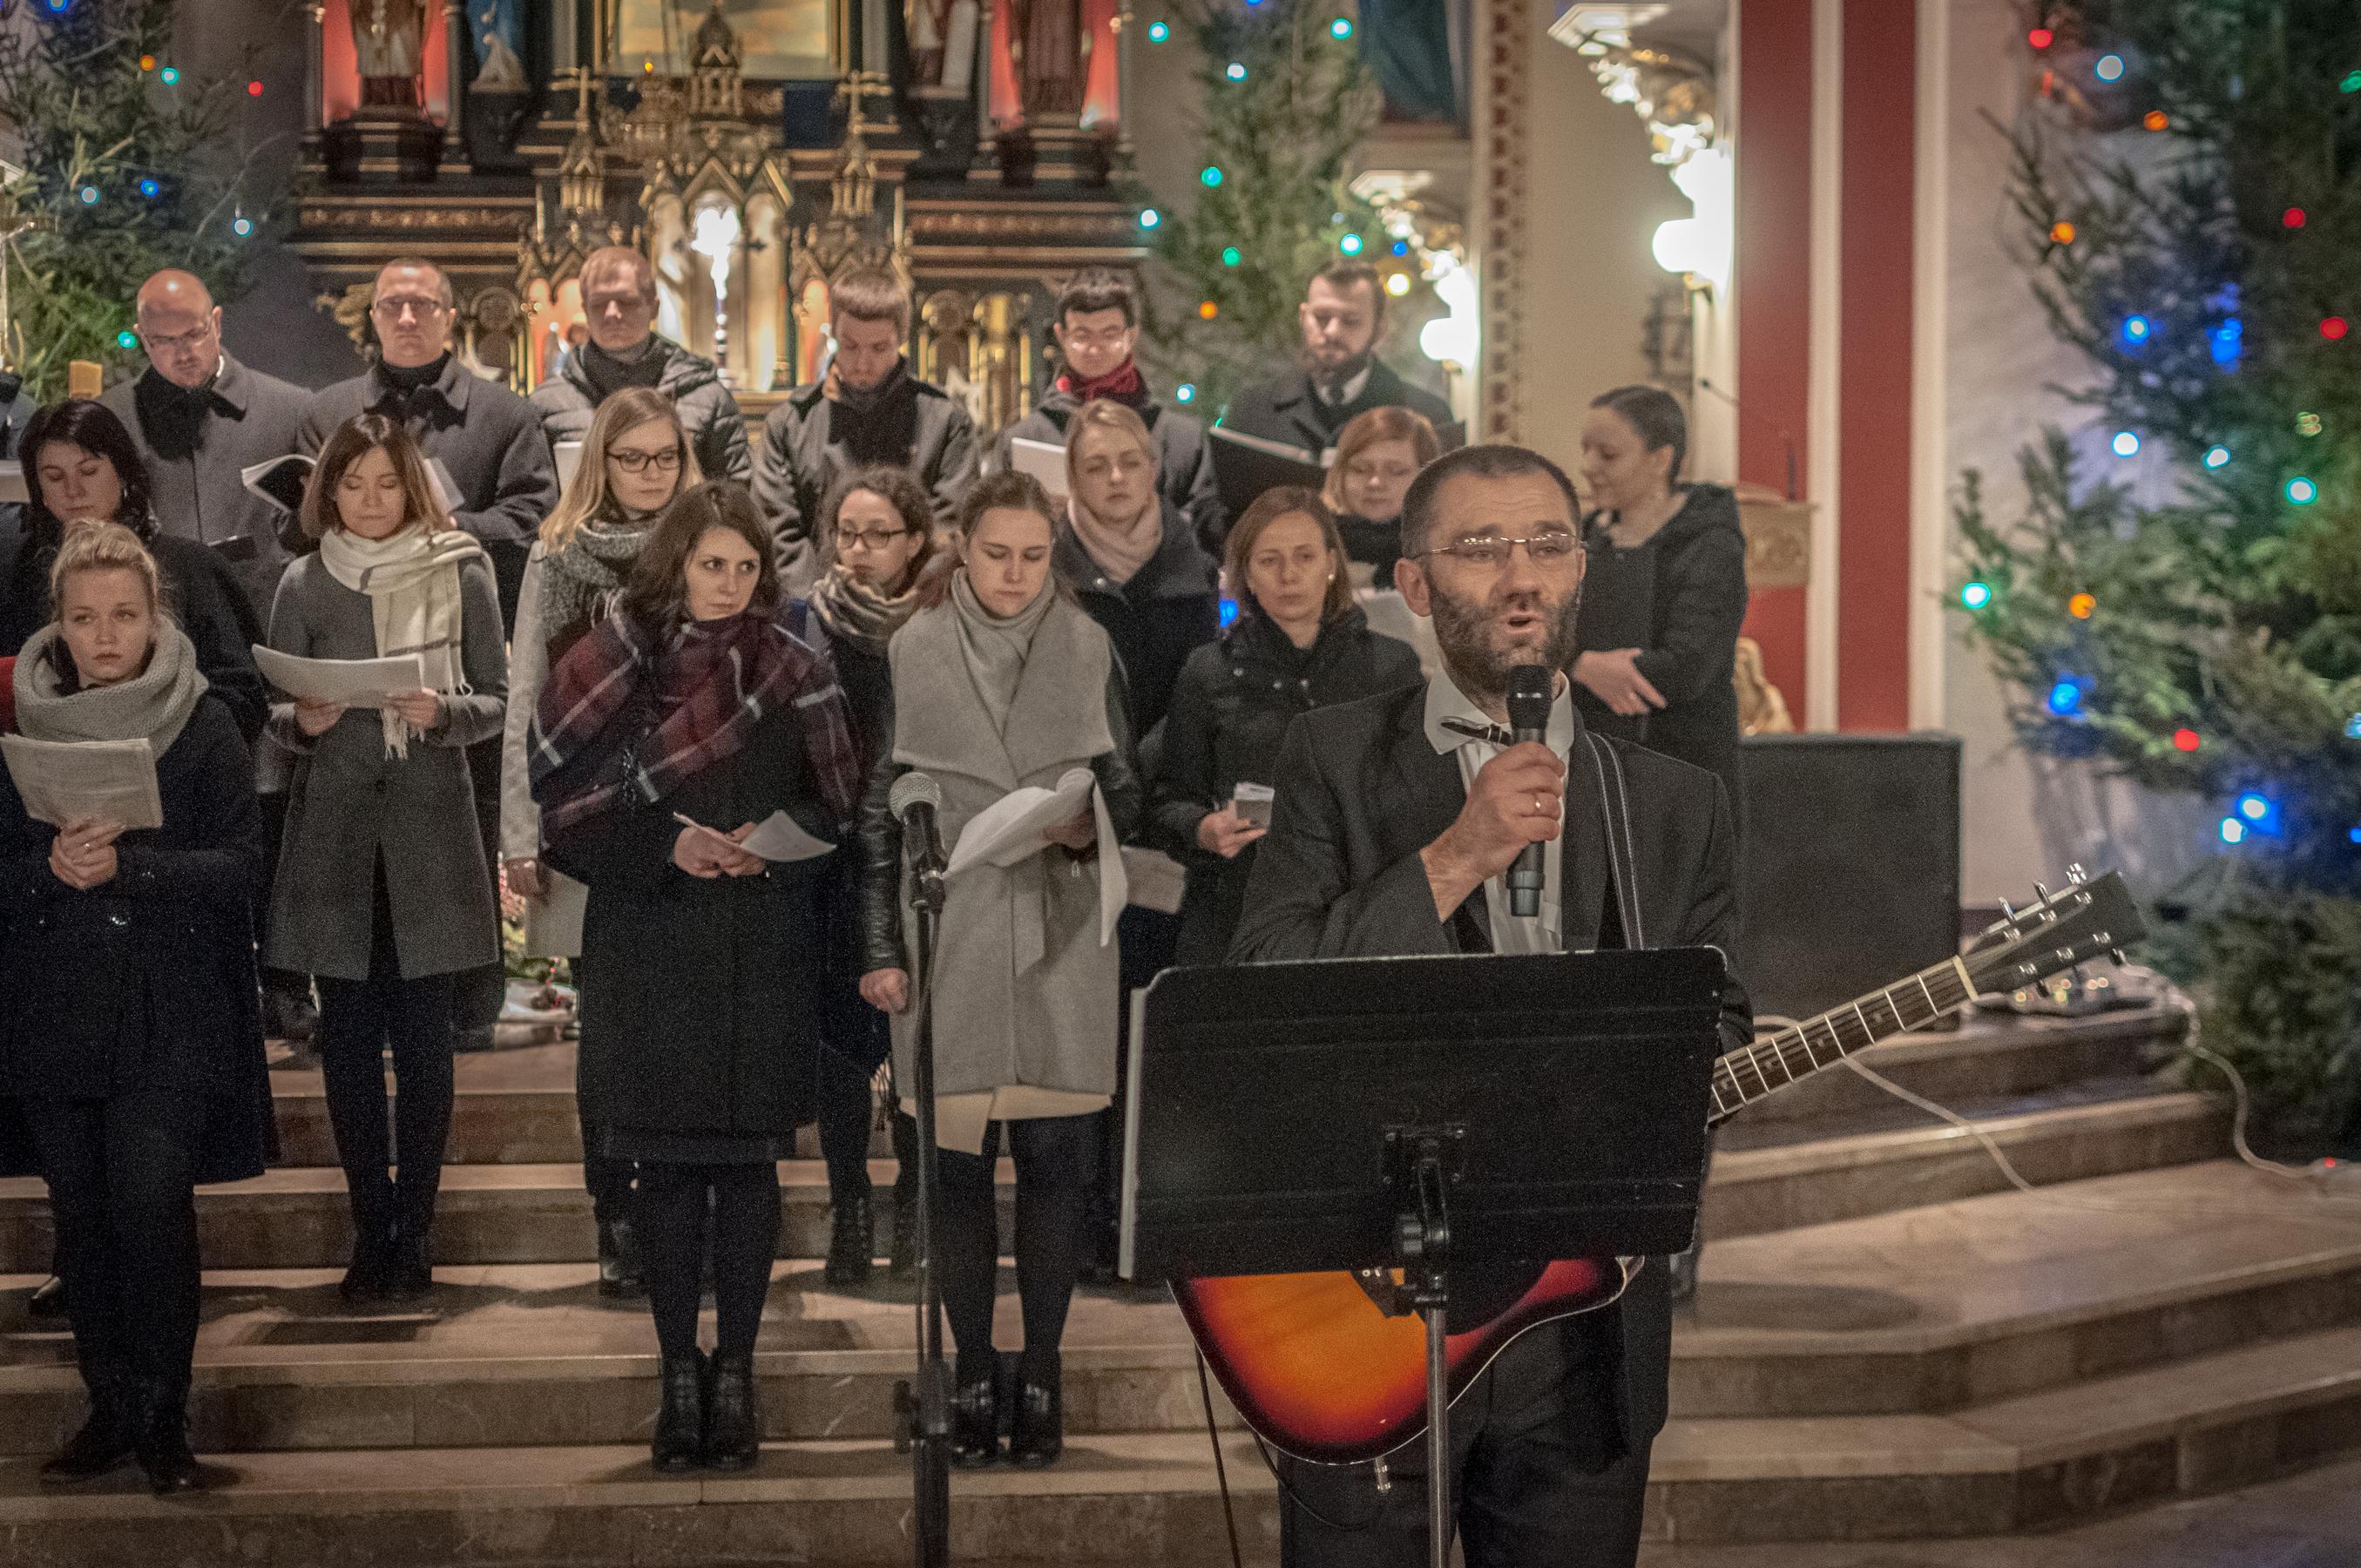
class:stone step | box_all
[0,1086,2224,1276]
[3,1323,2357,1558]
[9,1159,2355,1450]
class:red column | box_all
[1733,0,1816,716]
[1835,0,1917,731]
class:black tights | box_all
[634,1161,781,1362]
[936,1113,1098,1386]
[815,1041,876,1205]
[315,867,456,1247]
[21,1090,204,1395]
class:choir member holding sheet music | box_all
[262,414,506,1308]
[856,470,1143,1471]
[529,482,859,1473]
[991,268,1225,558]
[500,386,701,1301]
[0,523,271,1496]
[1223,260,1457,469]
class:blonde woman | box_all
[499,387,700,1299]
[264,414,506,1306]
[0,524,270,1493]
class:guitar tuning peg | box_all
[2033,882,2053,905]
[2067,863,2087,884]
[1999,898,2019,921]
[2110,948,2128,967]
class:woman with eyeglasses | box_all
[1573,386,1749,840]
[1321,405,1442,591]
[500,387,700,1300]
[805,465,939,1287]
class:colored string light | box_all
[2067,592,2096,619]
[1959,582,1992,611]
[2173,729,2202,753]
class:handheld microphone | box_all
[889,772,948,903]
[1504,664,1556,917]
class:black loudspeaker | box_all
[1731,733,1962,1024]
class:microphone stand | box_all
[892,851,951,1567]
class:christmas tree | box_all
[0,0,277,397]
[1140,0,1391,418]
[1956,0,2361,1152]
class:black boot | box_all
[703,1353,761,1470]
[27,1273,68,1321]
[40,1369,135,1484]
[650,1352,706,1472]
[130,1381,201,1496]
[339,1213,396,1304]
[823,1191,875,1288]
[599,1218,647,1301]
[950,1364,1000,1469]
[382,1226,433,1302]
[1007,1365,1064,1470]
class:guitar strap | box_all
[1583,732,1644,952]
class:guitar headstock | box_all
[1961,867,2148,997]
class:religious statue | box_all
[353,0,430,114]
[471,0,528,91]
[1006,0,1086,119]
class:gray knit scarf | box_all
[14,618,208,754]
[948,570,1056,737]
[538,508,656,654]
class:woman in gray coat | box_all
[857,470,1141,1470]
[263,413,506,1306]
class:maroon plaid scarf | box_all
[530,605,859,839]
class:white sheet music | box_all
[1,735,164,831]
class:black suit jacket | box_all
[1228,681,1751,1451]
[1223,357,1458,458]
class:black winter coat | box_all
[545,694,849,1146]
[1053,504,1221,747]
[1148,606,1420,966]
[809,620,897,1075]
[0,693,275,1183]
[1574,483,1750,833]
[996,387,1227,561]
[1223,358,1457,463]
[0,522,268,747]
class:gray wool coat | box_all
[261,551,507,982]
[864,596,1140,1100]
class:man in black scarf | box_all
[754,268,976,594]
[1226,260,1458,460]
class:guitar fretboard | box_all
[1707,955,1979,1125]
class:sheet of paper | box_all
[1092,773,1126,943]
[1009,436,1069,497]
[671,810,835,863]
[1232,781,1275,828]
[240,454,315,514]
[947,767,1097,875]
[253,645,429,707]
[553,440,585,490]
[0,735,164,831]
[1120,845,1181,916]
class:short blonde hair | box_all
[50,520,165,621]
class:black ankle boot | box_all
[950,1367,1000,1469]
[28,1273,68,1321]
[339,1216,396,1304]
[823,1192,875,1288]
[382,1227,433,1302]
[599,1218,647,1301]
[650,1352,706,1471]
[703,1353,761,1470]
[131,1382,201,1495]
[40,1370,135,1484]
[1007,1364,1063,1470]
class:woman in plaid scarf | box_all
[531,481,858,1472]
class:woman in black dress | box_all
[805,464,938,1285]
[0,524,272,1494]
[1573,385,1750,836]
[1320,405,1442,591]
[533,481,860,1471]
[1149,487,1420,965]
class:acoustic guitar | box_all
[1171,869,2148,1466]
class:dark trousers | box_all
[21,1089,206,1396]
[1275,1325,1652,1568]
[937,1112,1096,1384]
[815,1038,876,1205]
[315,869,457,1247]
[634,1161,781,1362]
[453,735,506,1035]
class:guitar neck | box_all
[1706,953,1979,1126]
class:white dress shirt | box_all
[1422,669,1576,955]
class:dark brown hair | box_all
[619,481,781,627]
[1589,383,1689,483]
[829,267,911,335]
[1056,267,1138,329]
[21,399,156,547]
[1225,486,1354,623]
[818,463,939,592]
[1309,259,1386,322]
[1397,443,1582,559]
[300,413,447,541]
[917,470,1062,610]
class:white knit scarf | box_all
[318,524,487,756]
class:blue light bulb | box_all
[2288,476,2319,505]
[2095,53,2125,81]
[1138,207,1160,230]
[1959,582,1992,611]
[1175,383,1196,403]
[1226,61,1248,81]
[2220,818,2247,845]
[2120,314,2151,346]
[2237,793,2270,821]
[2203,446,2230,470]
[2346,713,2361,739]
[2112,430,2141,457]
[2047,679,2083,715]
[1147,19,1169,41]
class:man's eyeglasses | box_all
[835,525,915,551]
[1418,532,1583,568]
[141,323,215,355]
[608,448,683,475]
[372,296,450,321]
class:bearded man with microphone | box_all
[1229,442,1755,1568]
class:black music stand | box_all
[1119,947,1728,1568]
